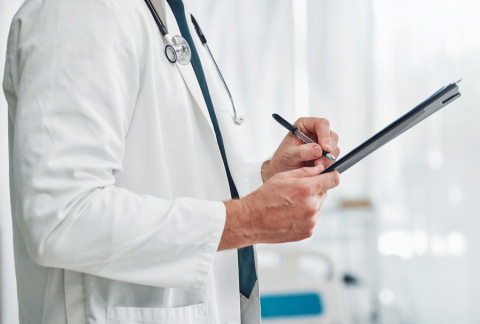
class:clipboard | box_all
[321,80,462,174]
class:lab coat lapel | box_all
[151,0,215,136]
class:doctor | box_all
[4,0,340,323]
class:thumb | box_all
[291,143,323,163]
[288,164,325,178]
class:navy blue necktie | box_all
[166,0,257,298]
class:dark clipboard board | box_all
[321,80,462,174]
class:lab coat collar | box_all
[150,0,216,136]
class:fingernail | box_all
[313,145,322,158]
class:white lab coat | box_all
[3,0,265,323]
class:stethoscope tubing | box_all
[143,0,243,125]
[143,0,168,37]
[203,43,242,125]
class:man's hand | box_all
[262,117,340,182]
[219,164,340,250]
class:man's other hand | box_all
[220,164,340,250]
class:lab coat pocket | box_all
[106,303,208,324]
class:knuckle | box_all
[320,118,330,127]
[331,131,339,141]
[294,117,305,127]
[300,167,311,175]
[318,191,327,200]
[304,228,314,239]
[307,206,317,217]
[305,201,318,217]
[307,217,317,229]
[333,172,341,186]
[300,183,312,196]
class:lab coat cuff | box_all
[245,160,267,192]
[189,201,226,292]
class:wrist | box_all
[220,198,258,251]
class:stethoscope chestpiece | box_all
[165,45,177,63]
[166,35,191,65]
[142,0,191,65]
[143,0,244,126]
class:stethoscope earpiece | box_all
[236,116,245,125]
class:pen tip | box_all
[326,153,336,161]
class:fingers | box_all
[316,146,341,168]
[288,164,325,178]
[309,170,340,193]
[295,118,332,152]
[316,119,331,152]
[333,146,340,158]
[315,145,341,168]
[329,131,339,155]
[294,143,324,163]
[292,131,338,164]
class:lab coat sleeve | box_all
[245,161,267,191]
[5,0,225,292]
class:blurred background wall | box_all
[1,0,479,323]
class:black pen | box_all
[272,113,336,161]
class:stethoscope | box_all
[143,0,244,126]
